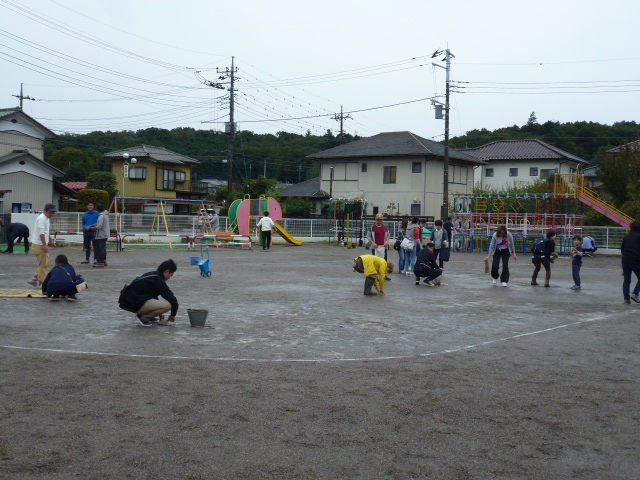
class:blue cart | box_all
[198,243,211,277]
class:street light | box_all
[121,153,136,223]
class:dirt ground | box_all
[1,243,638,479]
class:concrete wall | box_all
[0,131,45,160]
[0,172,55,212]
[474,159,583,189]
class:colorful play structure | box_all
[228,195,303,246]
[328,198,367,246]
[451,168,632,253]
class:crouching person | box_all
[41,254,80,301]
[353,254,393,296]
[414,242,443,286]
[119,259,179,326]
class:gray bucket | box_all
[187,309,208,327]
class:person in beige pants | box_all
[28,203,57,287]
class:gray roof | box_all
[104,144,199,165]
[583,165,599,178]
[0,151,65,177]
[460,139,589,165]
[306,131,484,165]
[0,107,57,139]
[279,177,329,198]
[606,139,640,153]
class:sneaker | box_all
[624,299,631,304]
[415,280,420,286]
[27,278,38,287]
[81,261,89,264]
[423,279,434,286]
[406,271,412,276]
[385,276,391,282]
[492,278,497,285]
[136,315,154,327]
[364,291,377,296]
[570,285,581,290]
[531,281,539,286]
[501,282,508,287]
[49,295,60,302]
[67,294,78,302]
[399,271,405,275]
[93,263,105,268]
[149,316,160,323]
[631,293,640,303]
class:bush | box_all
[284,197,311,218]
[77,189,110,212]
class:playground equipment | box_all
[228,195,302,246]
[329,198,367,246]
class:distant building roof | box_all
[459,139,589,165]
[279,177,329,198]
[104,144,199,165]
[63,181,88,190]
[606,139,640,153]
[583,165,599,178]
[307,131,484,164]
[0,107,57,139]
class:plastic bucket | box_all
[187,309,208,327]
[190,256,200,265]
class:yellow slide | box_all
[274,222,303,245]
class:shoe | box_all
[531,281,539,286]
[544,282,550,288]
[415,280,420,286]
[423,279,434,286]
[624,299,631,304]
[570,285,581,290]
[49,295,60,302]
[492,278,497,285]
[81,261,89,264]
[501,282,508,287]
[67,294,78,302]
[631,293,640,303]
[103,261,108,267]
[406,272,412,276]
[399,271,405,275]
[136,315,154,326]
[364,291,377,296]
[149,316,160,323]
[93,263,105,268]
[27,278,38,287]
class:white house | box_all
[307,131,484,218]
[0,107,63,214]
[461,139,589,189]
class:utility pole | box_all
[431,49,455,219]
[332,106,352,144]
[12,83,35,110]
[216,57,238,206]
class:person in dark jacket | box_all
[531,231,559,287]
[119,259,179,326]
[4,222,30,253]
[620,220,640,304]
[81,201,99,264]
[41,254,79,301]
[414,243,443,286]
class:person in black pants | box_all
[532,231,559,287]
[4,222,30,253]
[414,243,443,286]
[621,221,640,304]
[485,225,518,287]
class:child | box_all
[353,255,393,296]
[41,254,80,301]
[570,235,583,290]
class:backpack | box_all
[532,238,548,255]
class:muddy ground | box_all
[0,243,638,479]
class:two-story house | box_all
[462,139,589,189]
[0,107,64,214]
[307,131,484,218]
[105,145,206,213]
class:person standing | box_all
[485,225,518,287]
[443,217,454,250]
[396,219,408,274]
[256,211,275,250]
[119,259,179,326]
[4,222,30,253]
[209,209,220,231]
[27,203,57,287]
[81,201,99,264]
[368,213,390,259]
[570,235,583,290]
[620,220,640,304]
[92,204,109,268]
[531,231,558,287]
[353,254,393,296]
[404,216,421,276]
[430,219,450,269]
[414,242,443,286]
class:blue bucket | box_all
[190,256,200,265]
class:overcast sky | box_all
[2,0,639,142]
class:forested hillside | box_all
[44,117,640,182]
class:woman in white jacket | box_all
[484,225,518,287]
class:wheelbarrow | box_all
[198,242,211,277]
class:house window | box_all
[383,166,396,184]
[540,168,558,180]
[412,162,422,173]
[529,167,538,177]
[411,204,421,216]
[157,169,187,190]
[509,168,518,177]
[372,206,379,216]
[450,164,468,184]
[361,163,367,172]
[485,168,494,177]
[129,167,147,179]
[570,167,577,174]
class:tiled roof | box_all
[606,139,640,153]
[63,181,88,190]
[0,151,65,176]
[459,139,588,165]
[279,177,329,198]
[306,131,484,164]
[583,166,599,178]
[0,107,57,138]
[104,144,199,165]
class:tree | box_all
[283,197,311,217]
[595,145,639,207]
[77,189,110,212]
[527,111,538,126]
[48,147,97,180]
[87,172,118,198]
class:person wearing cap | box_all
[414,242,443,286]
[256,211,276,250]
[353,254,393,295]
[27,203,57,287]
[367,213,390,259]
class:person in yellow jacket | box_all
[353,254,394,295]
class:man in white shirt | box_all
[28,203,57,287]
[255,211,275,250]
